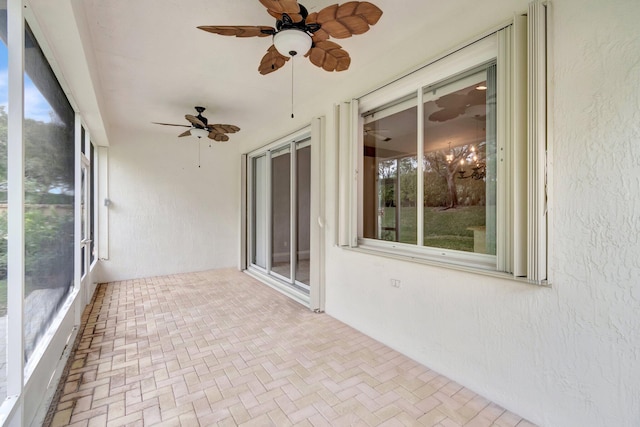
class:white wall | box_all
[323,1,640,426]
[98,129,240,282]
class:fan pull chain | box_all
[198,141,201,168]
[291,53,295,119]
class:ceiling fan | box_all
[428,87,487,123]
[198,0,383,75]
[152,106,240,141]
[364,128,391,142]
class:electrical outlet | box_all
[390,278,401,288]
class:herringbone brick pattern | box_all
[45,269,536,426]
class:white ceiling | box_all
[28,0,527,148]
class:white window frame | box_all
[360,64,497,270]
[80,147,90,280]
[1,2,97,424]
[338,6,548,284]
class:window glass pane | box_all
[363,97,418,244]
[271,148,291,279]
[81,165,86,278]
[24,23,75,361]
[422,67,496,254]
[80,126,85,155]
[295,144,310,285]
[251,156,267,268]
[0,0,8,402]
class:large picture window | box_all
[342,15,548,282]
[363,65,496,255]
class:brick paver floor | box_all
[44,268,536,426]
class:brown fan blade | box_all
[185,114,206,128]
[208,132,230,142]
[209,124,241,134]
[306,40,351,72]
[259,44,290,75]
[306,13,329,41]
[152,122,191,128]
[259,0,304,23]
[197,25,275,37]
[307,2,383,40]
[178,130,192,137]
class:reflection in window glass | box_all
[423,67,496,254]
[250,139,312,292]
[363,98,418,243]
[361,64,497,256]
[24,23,75,361]
[0,0,8,402]
[271,147,291,280]
[295,144,310,285]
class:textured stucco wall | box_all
[548,0,640,423]
[324,0,640,426]
[99,129,240,282]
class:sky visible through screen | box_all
[0,40,55,123]
[0,41,6,110]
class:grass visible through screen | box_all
[0,280,5,316]
[380,206,485,251]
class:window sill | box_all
[346,240,549,287]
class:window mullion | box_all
[7,0,26,400]
[289,141,297,283]
[240,154,248,270]
[265,151,273,273]
[76,116,84,288]
[416,88,424,246]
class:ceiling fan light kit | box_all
[190,128,209,139]
[273,29,312,57]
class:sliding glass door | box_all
[249,136,311,293]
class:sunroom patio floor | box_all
[44,268,536,426]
